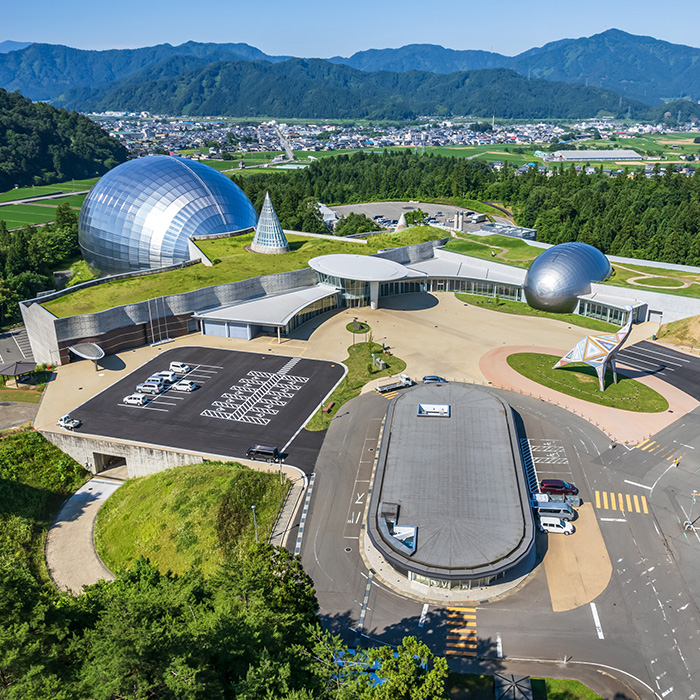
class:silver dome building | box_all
[78,156,258,274]
[523,242,612,313]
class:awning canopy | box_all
[0,360,36,376]
[68,343,105,361]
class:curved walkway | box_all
[45,476,122,593]
[479,344,699,444]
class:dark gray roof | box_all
[368,384,534,581]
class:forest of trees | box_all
[0,88,128,191]
[237,151,700,266]
[0,203,80,324]
[0,431,448,699]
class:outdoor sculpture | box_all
[553,306,634,391]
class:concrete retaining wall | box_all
[42,430,206,479]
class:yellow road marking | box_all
[640,441,656,451]
[636,439,651,449]
[626,494,633,511]
[633,494,641,513]
[610,493,617,510]
[642,496,648,514]
[603,492,609,509]
[447,607,476,612]
[595,491,601,508]
[619,493,624,511]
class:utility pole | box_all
[251,505,258,542]
[684,491,699,531]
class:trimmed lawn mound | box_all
[507,352,669,413]
[306,341,406,431]
[0,430,88,580]
[95,462,288,577]
[658,314,700,349]
[346,320,370,334]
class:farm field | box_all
[0,178,98,203]
[0,203,60,229]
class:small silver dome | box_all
[523,242,612,313]
[79,155,257,274]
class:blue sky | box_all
[4,0,700,56]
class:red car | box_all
[540,479,578,496]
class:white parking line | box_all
[590,603,605,639]
[640,345,691,362]
[624,479,652,490]
[151,401,177,406]
[600,517,627,522]
[621,348,682,367]
[192,364,223,370]
[118,403,169,412]
[618,353,673,371]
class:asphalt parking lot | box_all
[616,339,700,399]
[69,347,345,470]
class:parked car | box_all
[154,370,178,384]
[540,479,578,496]
[172,379,198,392]
[136,381,164,395]
[422,375,447,384]
[123,393,149,406]
[246,445,280,462]
[57,414,81,430]
[169,361,192,374]
[538,515,575,535]
[146,375,167,387]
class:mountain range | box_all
[1,30,699,119]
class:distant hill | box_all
[0,40,31,54]
[0,88,128,191]
[3,30,700,112]
[329,44,506,73]
[61,59,652,120]
[331,30,700,104]
[0,41,291,101]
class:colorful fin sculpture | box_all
[553,306,634,391]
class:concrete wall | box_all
[41,430,206,479]
[20,300,61,365]
[375,238,448,265]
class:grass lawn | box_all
[506,352,669,412]
[42,227,444,318]
[346,320,370,333]
[657,315,700,349]
[0,203,60,229]
[531,677,603,700]
[0,387,43,403]
[446,234,541,268]
[447,673,603,700]
[305,341,406,431]
[0,431,88,582]
[0,177,98,203]
[64,258,100,287]
[455,293,618,332]
[95,462,288,577]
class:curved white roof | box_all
[309,254,408,282]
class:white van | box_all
[539,516,575,535]
[533,502,575,521]
[169,361,192,375]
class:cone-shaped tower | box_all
[395,212,408,230]
[250,192,290,254]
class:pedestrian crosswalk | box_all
[379,390,399,400]
[595,491,648,515]
[445,606,477,657]
[635,439,683,461]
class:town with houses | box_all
[93,112,700,178]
